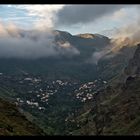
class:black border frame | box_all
[0,0,140,139]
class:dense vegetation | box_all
[0,97,44,136]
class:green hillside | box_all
[0,97,44,136]
[66,44,140,135]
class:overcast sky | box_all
[0,5,139,59]
[0,4,139,36]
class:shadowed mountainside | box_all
[0,97,44,136]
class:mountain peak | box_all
[53,30,72,36]
[76,33,108,39]
[76,33,96,39]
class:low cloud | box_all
[111,22,140,50]
[90,6,140,64]
[87,45,113,64]
[0,22,80,59]
[56,41,80,57]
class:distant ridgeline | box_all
[0,30,110,81]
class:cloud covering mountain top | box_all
[0,22,80,59]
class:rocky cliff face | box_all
[124,44,140,76]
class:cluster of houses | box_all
[10,76,78,111]
[75,79,107,102]
[0,72,108,111]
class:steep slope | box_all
[67,43,140,135]
[124,44,140,76]
[0,97,44,136]
[97,45,137,82]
